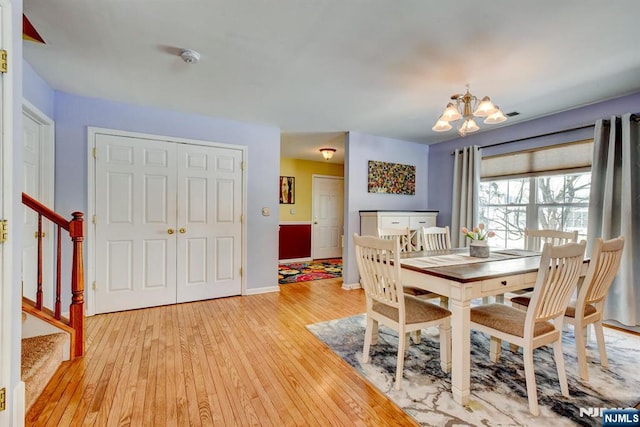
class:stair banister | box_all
[21,192,85,357]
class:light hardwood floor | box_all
[26,278,419,426]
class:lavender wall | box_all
[23,60,54,118]
[343,131,430,285]
[51,92,281,297]
[428,91,640,227]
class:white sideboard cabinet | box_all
[359,210,438,251]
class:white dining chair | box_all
[510,236,624,381]
[377,227,448,316]
[524,228,578,252]
[470,241,586,415]
[420,226,451,251]
[353,233,451,390]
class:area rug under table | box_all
[278,258,342,284]
[306,314,640,427]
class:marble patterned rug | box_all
[307,314,640,427]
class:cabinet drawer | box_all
[481,275,524,294]
[380,216,410,228]
[409,215,436,229]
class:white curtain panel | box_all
[451,146,480,248]
[587,113,640,327]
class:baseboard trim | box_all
[341,282,361,290]
[245,286,280,295]
[279,257,312,263]
[13,381,25,427]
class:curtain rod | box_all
[451,124,595,155]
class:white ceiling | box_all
[23,1,640,163]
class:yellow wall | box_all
[279,158,344,222]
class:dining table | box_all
[399,247,549,406]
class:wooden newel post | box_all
[69,211,85,357]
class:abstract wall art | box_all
[367,160,416,195]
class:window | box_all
[479,171,591,249]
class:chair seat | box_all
[565,302,598,318]
[510,293,533,306]
[372,296,450,324]
[511,294,598,318]
[471,304,555,338]
[403,286,437,297]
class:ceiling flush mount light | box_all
[432,85,507,136]
[319,147,336,160]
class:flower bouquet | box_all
[461,223,495,257]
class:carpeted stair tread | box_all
[22,333,66,410]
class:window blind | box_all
[480,139,593,179]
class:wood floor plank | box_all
[26,278,419,426]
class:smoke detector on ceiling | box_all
[180,49,201,64]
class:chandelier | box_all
[432,85,507,136]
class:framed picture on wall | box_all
[279,176,295,204]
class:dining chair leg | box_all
[410,330,421,344]
[362,317,375,364]
[439,322,451,373]
[395,331,407,390]
[594,320,608,368]
[371,319,379,345]
[489,337,502,362]
[553,339,569,397]
[523,348,540,416]
[439,296,449,309]
[574,321,589,381]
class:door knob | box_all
[167,228,175,235]
[314,217,318,224]
[179,228,186,234]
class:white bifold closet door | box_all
[94,133,242,314]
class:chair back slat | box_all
[377,227,411,252]
[526,242,586,325]
[420,226,451,251]
[354,234,403,309]
[524,228,578,252]
[582,237,625,305]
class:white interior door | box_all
[22,109,54,307]
[176,144,242,303]
[93,132,243,313]
[312,175,344,259]
[22,114,40,302]
[0,1,15,423]
[94,134,178,313]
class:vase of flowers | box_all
[461,224,495,258]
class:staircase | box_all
[21,192,86,411]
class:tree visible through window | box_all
[479,172,590,249]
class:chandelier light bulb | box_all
[432,119,452,132]
[484,108,508,124]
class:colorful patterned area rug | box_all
[307,314,640,427]
[278,258,342,284]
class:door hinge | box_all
[92,281,97,291]
[0,220,7,244]
[92,215,97,224]
[0,387,6,411]
[240,161,245,171]
[240,214,243,224]
[0,50,7,74]
[239,267,243,277]
[93,147,97,159]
